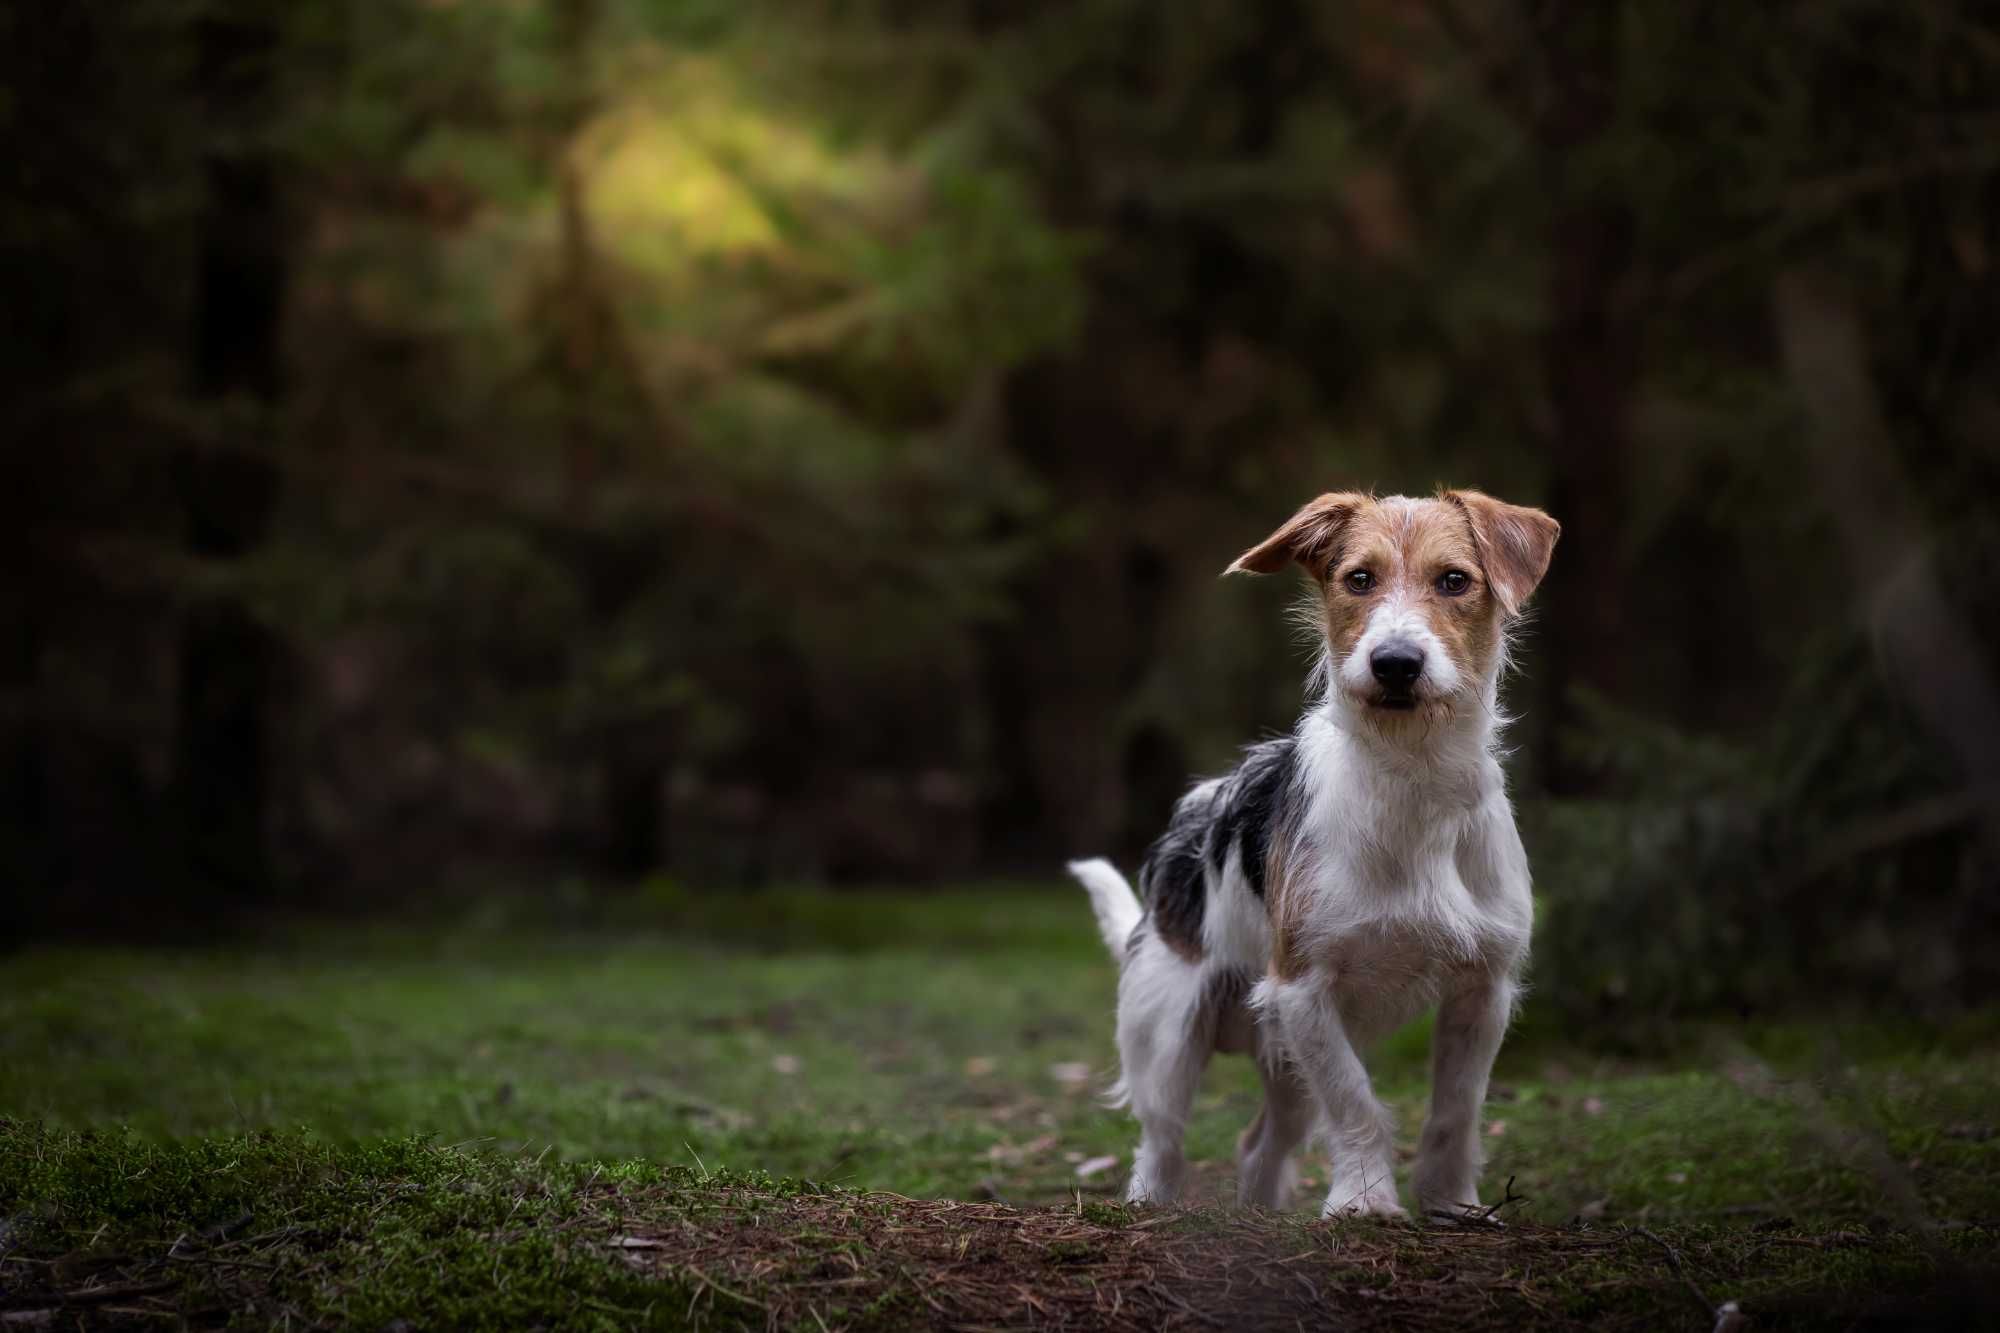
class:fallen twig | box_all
[1636,1227,1717,1323]
[0,1279,177,1311]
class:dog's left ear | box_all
[1446,490,1561,616]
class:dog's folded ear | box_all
[1446,490,1560,616]
[1226,492,1368,578]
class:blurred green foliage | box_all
[4,0,1997,1029]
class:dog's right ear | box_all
[1225,492,1368,579]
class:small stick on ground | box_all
[1473,1176,1527,1226]
[0,1279,178,1310]
[1637,1226,1717,1323]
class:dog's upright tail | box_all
[1066,858,1143,961]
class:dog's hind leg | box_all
[1114,941,1214,1205]
[1236,1041,1314,1210]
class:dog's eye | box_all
[1436,570,1471,596]
[1343,570,1375,593]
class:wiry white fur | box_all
[1066,857,1142,956]
[1199,841,1272,968]
[1070,517,1537,1219]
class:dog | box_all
[1067,489,1558,1220]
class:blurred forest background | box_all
[5,0,1999,1034]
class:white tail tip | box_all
[1066,857,1143,959]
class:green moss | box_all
[0,1122,719,1331]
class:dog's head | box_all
[1227,490,1559,727]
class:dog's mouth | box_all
[1369,692,1419,713]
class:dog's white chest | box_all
[1303,815,1531,1042]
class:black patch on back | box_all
[1208,738,1297,899]
[1137,810,1212,959]
[1138,737,1299,957]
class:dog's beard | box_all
[1341,679,1461,734]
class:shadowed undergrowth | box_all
[2,1124,1997,1331]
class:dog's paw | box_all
[1412,1182,1479,1217]
[1418,1171,1523,1226]
[1322,1181,1406,1220]
[1424,1204,1505,1229]
[1124,1172,1185,1207]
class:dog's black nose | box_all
[1370,646,1425,688]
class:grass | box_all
[3,885,1999,1328]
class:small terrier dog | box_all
[1068,489,1559,1219]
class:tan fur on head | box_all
[1231,488,1560,722]
[1326,496,1495,681]
[1445,490,1561,617]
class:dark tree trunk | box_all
[601,742,665,878]
[1530,1,1640,794]
[548,0,669,884]
[1,581,48,921]
[172,3,286,906]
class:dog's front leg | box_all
[1412,972,1515,1218]
[1264,974,1404,1218]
